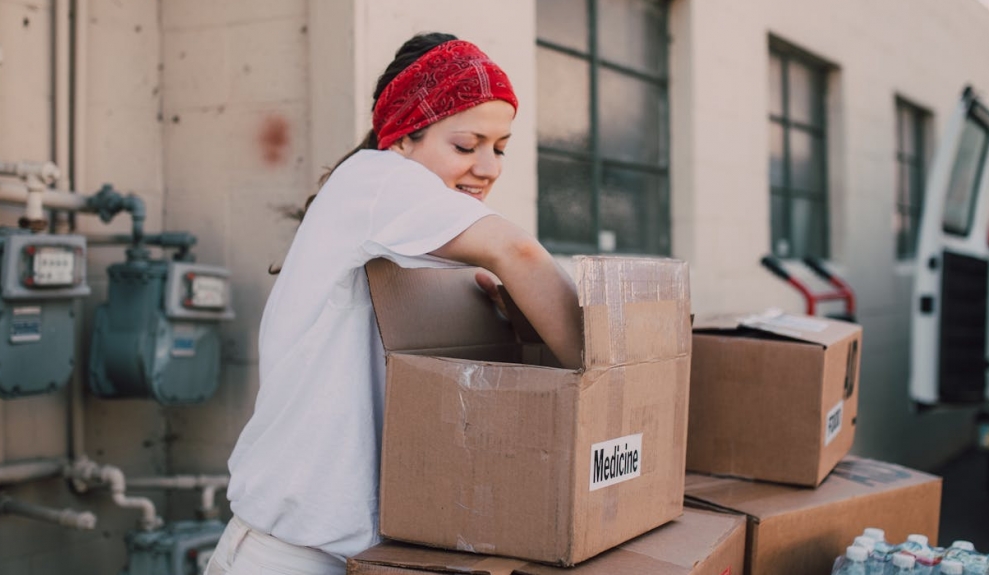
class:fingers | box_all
[475,272,508,317]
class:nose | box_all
[472,148,501,181]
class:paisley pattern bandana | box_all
[372,40,518,150]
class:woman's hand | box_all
[474,271,508,318]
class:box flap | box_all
[683,457,940,521]
[693,309,860,347]
[575,256,690,369]
[350,542,527,574]
[366,258,517,353]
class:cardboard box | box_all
[684,456,942,575]
[687,312,862,486]
[367,256,691,566]
[347,508,745,575]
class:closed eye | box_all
[454,145,475,154]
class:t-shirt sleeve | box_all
[363,157,497,269]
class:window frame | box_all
[535,0,671,256]
[768,37,831,259]
[894,96,930,260]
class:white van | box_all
[911,86,989,406]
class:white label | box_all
[589,433,642,491]
[32,246,75,286]
[190,275,227,308]
[825,400,843,446]
[761,314,829,333]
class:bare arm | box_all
[431,215,583,369]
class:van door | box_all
[911,86,989,406]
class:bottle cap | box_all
[950,540,975,551]
[907,534,929,546]
[892,553,916,568]
[940,559,964,575]
[853,536,875,552]
[846,546,869,562]
[863,527,886,542]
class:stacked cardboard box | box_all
[357,258,942,575]
[349,508,745,575]
[685,312,943,575]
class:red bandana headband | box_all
[373,40,518,150]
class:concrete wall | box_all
[0,0,987,572]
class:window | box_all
[942,114,989,237]
[535,0,671,255]
[894,98,930,259]
[768,40,830,259]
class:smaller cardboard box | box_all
[369,256,691,566]
[347,508,745,575]
[688,312,862,486]
[684,457,942,575]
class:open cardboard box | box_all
[687,312,862,486]
[367,256,692,565]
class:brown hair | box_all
[269,33,457,274]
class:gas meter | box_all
[120,519,225,575]
[0,230,89,398]
[89,256,234,405]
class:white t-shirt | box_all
[226,149,495,559]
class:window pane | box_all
[771,192,789,257]
[600,167,667,254]
[943,118,989,236]
[897,210,918,260]
[896,162,910,207]
[789,127,824,195]
[898,104,917,158]
[537,47,591,152]
[598,0,664,75]
[537,0,588,52]
[599,68,662,165]
[769,53,784,118]
[538,155,595,246]
[790,196,828,258]
[770,122,786,187]
[788,59,822,127]
[910,162,924,208]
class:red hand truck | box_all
[760,255,856,322]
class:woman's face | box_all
[390,100,514,202]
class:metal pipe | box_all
[127,475,229,518]
[0,180,89,211]
[52,0,72,234]
[0,458,67,486]
[0,494,96,530]
[66,458,162,531]
[72,0,88,199]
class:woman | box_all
[206,33,582,575]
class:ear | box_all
[389,135,413,157]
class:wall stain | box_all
[260,115,290,166]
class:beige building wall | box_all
[672,0,989,470]
[1,0,988,572]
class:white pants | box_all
[204,515,347,575]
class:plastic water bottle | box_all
[853,536,885,575]
[939,560,964,575]
[941,541,975,572]
[887,552,917,575]
[899,534,938,575]
[863,528,896,572]
[833,545,869,575]
[943,545,989,575]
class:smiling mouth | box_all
[456,185,484,195]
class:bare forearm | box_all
[491,250,582,369]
